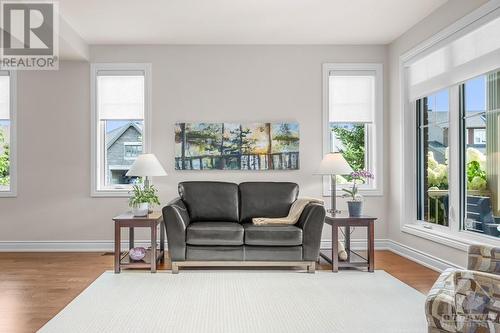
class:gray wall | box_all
[0,45,388,245]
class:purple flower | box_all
[350,170,374,180]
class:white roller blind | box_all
[0,75,10,120]
[329,72,375,123]
[97,75,144,120]
[408,13,500,101]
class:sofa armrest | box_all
[468,245,500,274]
[162,198,191,261]
[296,203,326,261]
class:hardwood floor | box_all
[0,250,439,333]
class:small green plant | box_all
[128,184,160,208]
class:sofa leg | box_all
[307,262,316,273]
[171,262,179,274]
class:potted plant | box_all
[129,184,160,217]
[342,170,374,217]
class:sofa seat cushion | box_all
[186,222,244,246]
[243,223,303,246]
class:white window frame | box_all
[90,63,152,197]
[322,63,384,197]
[399,1,500,249]
[0,70,16,197]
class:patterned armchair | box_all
[425,245,500,333]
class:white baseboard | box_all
[386,239,463,272]
[0,238,464,272]
[2,239,389,252]
[321,238,463,272]
[0,240,154,252]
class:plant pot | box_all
[347,201,363,217]
[132,203,149,217]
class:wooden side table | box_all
[113,212,165,273]
[320,214,376,272]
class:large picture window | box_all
[91,64,151,196]
[323,63,383,196]
[0,71,15,196]
[402,6,500,247]
[461,72,500,238]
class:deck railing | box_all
[175,152,299,170]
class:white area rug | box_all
[39,270,427,333]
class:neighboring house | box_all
[428,110,486,163]
[106,122,143,184]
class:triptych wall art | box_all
[175,122,300,170]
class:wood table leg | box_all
[332,225,339,273]
[368,221,375,272]
[151,224,157,273]
[129,227,134,250]
[160,220,165,263]
[345,226,351,262]
[114,223,121,274]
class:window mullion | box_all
[448,85,461,234]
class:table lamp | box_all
[316,152,353,215]
[126,153,167,188]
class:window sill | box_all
[91,189,130,198]
[401,223,500,252]
[0,191,17,198]
[323,189,384,197]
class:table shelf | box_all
[120,249,164,266]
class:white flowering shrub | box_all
[426,148,488,191]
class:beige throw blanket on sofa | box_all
[252,197,348,261]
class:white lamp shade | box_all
[315,152,353,175]
[126,154,167,177]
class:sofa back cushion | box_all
[178,181,239,222]
[239,182,299,223]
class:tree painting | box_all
[175,122,299,170]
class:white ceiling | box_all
[59,0,447,45]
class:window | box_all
[124,142,143,160]
[416,89,450,226]
[0,71,15,196]
[91,64,151,196]
[401,6,500,246]
[461,72,500,238]
[322,63,383,196]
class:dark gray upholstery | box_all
[186,246,244,261]
[245,246,303,261]
[162,198,190,261]
[179,182,239,222]
[296,202,326,260]
[243,224,302,246]
[239,182,299,223]
[187,222,244,246]
[162,181,325,264]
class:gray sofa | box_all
[162,181,325,273]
